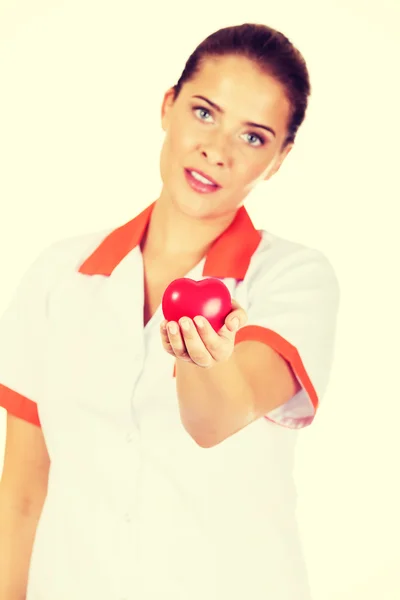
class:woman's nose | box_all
[199,132,231,167]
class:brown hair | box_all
[173,23,311,149]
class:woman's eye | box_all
[193,106,213,122]
[243,132,265,147]
[193,107,265,147]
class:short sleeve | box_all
[235,248,340,429]
[0,247,53,427]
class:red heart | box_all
[162,277,232,332]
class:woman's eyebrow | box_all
[191,94,276,137]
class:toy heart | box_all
[162,277,232,332]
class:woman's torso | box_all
[25,217,311,600]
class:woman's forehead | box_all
[182,56,291,127]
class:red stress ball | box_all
[162,277,232,333]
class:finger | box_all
[167,321,191,361]
[216,310,247,342]
[225,304,248,333]
[193,315,231,362]
[230,298,242,311]
[160,320,175,355]
[160,320,171,344]
[179,317,213,368]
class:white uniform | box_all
[0,202,340,599]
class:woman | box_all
[0,23,339,600]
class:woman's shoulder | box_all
[43,226,114,267]
[26,226,115,291]
[247,228,339,291]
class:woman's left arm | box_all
[160,301,300,448]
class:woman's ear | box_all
[263,142,294,181]
[161,88,177,132]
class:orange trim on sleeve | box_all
[172,325,318,414]
[0,384,41,427]
[235,325,319,412]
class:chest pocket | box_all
[43,273,143,422]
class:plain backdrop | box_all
[0,1,399,599]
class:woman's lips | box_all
[184,168,221,194]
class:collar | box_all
[78,202,262,280]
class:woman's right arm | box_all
[0,414,50,600]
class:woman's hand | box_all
[160,300,248,368]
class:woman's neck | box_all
[141,195,235,260]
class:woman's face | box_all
[159,54,293,220]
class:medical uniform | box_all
[0,201,339,599]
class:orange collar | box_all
[79,202,262,280]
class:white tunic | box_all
[0,202,340,599]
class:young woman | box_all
[0,23,339,600]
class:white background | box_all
[0,1,399,599]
